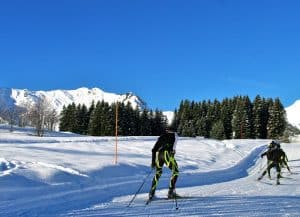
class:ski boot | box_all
[168,189,180,199]
[149,189,155,200]
[257,175,263,181]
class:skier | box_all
[258,141,285,184]
[276,143,291,174]
[148,128,179,200]
[260,141,277,179]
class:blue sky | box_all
[1,0,300,110]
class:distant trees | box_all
[171,95,287,140]
[59,101,168,136]
[0,103,25,131]
[29,97,59,136]
[0,94,289,140]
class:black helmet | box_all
[269,141,276,148]
[272,140,281,148]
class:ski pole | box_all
[127,168,153,207]
[174,189,179,210]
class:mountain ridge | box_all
[0,87,146,115]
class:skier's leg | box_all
[166,152,179,198]
[267,160,271,179]
[258,162,273,180]
[169,158,179,190]
[149,152,164,198]
[276,163,281,184]
[284,161,291,173]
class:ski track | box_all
[62,145,300,217]
[62,147,300,217]
[1,129,300,217]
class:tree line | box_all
[170,95,287,140]
[2,94,294,139]
[59,101,168,136]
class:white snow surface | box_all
[286,100,300,129]
[162,111,174,125]
[0,125,299,217]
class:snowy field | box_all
[0,125,299,217]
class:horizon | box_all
[1,1,300,110]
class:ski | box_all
[165,195,190,200]
[146,195,191,205]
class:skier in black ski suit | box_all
[260,141,277,179]
[276,144,291,174]
[258,141,285,184]
[148,129,179,200]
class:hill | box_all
[286,100,300,129]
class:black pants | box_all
[261,161,281,180]
[280,160,291,172]
[149,150,179,195]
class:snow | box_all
[0,87,145,115]
[163,111,174,125]
[0,124,299,217]
[286,100,300,129]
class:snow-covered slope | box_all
[0,87,146,115]
[0,125,299,217]
[162,111,174,125]
[286,100,300,129]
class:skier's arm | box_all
[283,151,288,162]
[151,137,162,167]
[172,132,179,155]
[261,151,267,158]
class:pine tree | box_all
[221,98,233,139]
[59,103,77,132]
[210,120,225,140]
[100,101,113,136]
[177,100,192,135]
[253,95,264,138]
[170,109,179,131]
[140,109,151,135]
[243,96,254,138]
[88,101,102,136]
[152,109,167,136]
[181,120,196,137]
[204,100,214,137]
[267,98,287,139]
[261,98,271,139]
[59,105,68,131]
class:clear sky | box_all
[1,0,300,110]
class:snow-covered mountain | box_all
[0,87,146,115]
[286,100,300,129]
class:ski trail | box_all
[62,145,269,217]
[0,158,18,177]
[34,161,89,177]
[64,156,300,217]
